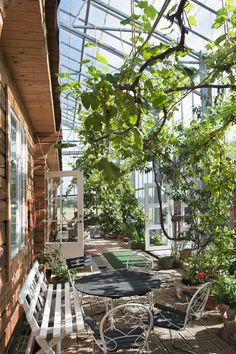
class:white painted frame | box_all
[144,183,173,251]
[46,170,84,259]
[9,108,27,259]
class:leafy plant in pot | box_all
[212,276,236,321]
[182,257,208,286]
[38,245,74,284]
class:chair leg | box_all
[169,329,197,354]
[56,340,61,354]
[146,340,150,354]
[92,338,95,354]
[149,291,154,311]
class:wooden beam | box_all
[34,132,63,144]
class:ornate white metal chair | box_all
[126,251,157,272]
[152,282,212,354]
[84,303,153,353]
[125,251,157,310]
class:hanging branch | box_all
[152,160,189,241]
[133,0,172,57]
[121,0,189,92]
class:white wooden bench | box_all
[18,261,84,354]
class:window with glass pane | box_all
[10,110,27,258]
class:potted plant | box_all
[212,276,236,320]
[182,257,208,286]
[37,245,74,284]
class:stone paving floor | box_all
[60,238,236,354]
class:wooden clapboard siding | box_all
[0,0,61,351]
[0,223,5,246]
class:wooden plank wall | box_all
[34,158,47,255]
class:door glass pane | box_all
[149,229,168,247]
[145,183,172,250]
[147,207,168,225]
[148,186,167,204]
[49,176,78,242]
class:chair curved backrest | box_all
[126,251,156,271]
[183,281,212,329]
[99,303,153,353]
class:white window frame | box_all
[144,183,173,251]
[9,109,27,258]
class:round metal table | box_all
[74,269,161,298]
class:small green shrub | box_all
[212,276,236,309]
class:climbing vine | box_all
[58,0,236,254]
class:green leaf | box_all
[212,20,225,29]
[144,79,154,93]
[95,158,121,179]
[140,48,151,60]
[182,66,196,77]
[84,42,97,48]
[84,113,103,131]
[121,14,140,25]
[133,127,143,150]
[96,53,109,65]
[152,92,168,110]
[55,83,71,92]
[54,143,77,149]
[77,59,90,65]
[90,94,100,110]
[138,1,148,9]
[143,20,151,32]
[87,66,100,78]
[105,73,119,85]
[145,5,157,20]
[56,73,71,79]
[167,4,178,16]
[81,92,91,109]
[129,114,138,125]
[202,175,211,183]
[188,15,197,26]
[212,8,228,29]
[214,33,227,45]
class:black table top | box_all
[74,269,161,298]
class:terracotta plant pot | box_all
[179,249,192,261]
[205,295,218,311]
[225,305,236,321]
[218,304,226,317]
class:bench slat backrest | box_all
[19,261,84,341]
[18,261,46,305]
[73,288,84,331]
[18,262,48,334]
[53,284,62,337]
[27,272,46,321]
[64,282,73,334]
[40,284,54,338]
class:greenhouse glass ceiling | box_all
[57,0,231,165]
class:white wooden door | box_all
[144,183,173,251]
[46,171,84,259]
